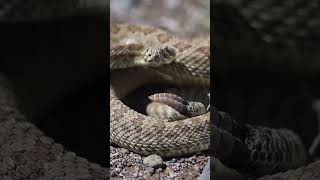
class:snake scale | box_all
[0,0,109,179]
[214,0,320,179]
[110,23,211,158]
[110,22,308,177]
[0,0,320,179]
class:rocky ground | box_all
[110,146,209,179]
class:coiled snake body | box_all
[214,0,320,179]
[110,23,210,157]
[110,23,307,176]
[0,1,109,179]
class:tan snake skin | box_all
[110,24,308,177]
[110,23,210,158]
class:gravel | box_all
[110,146,209,179]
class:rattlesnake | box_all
[110,23,210,157]
[214,1,320,179]
[110,23,308,176]
[0,1,109,179]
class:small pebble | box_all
[194,164,201,171]
[155,167,163,173]
[120,149,129,154]
[110,152,118,158]
[115,168,121,172]
[170,158,177,163]
[134,157,143,164]
[168,169,177,178]
[132,172,139,178]
[110,159,117,166]
[147,167,155,175]
[143,154,165,168]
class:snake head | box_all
[141,46,176,66]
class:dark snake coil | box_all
[213,109,307,176]
[0,1,109,179]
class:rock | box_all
[194,164,201,171]
[146,167,155,175]
[179,158,186,163]
[132,171,139,178]
[143,155,165,168]
[169,158,177,163]
[133,157,143,164]
[120,148,129,154]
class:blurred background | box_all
[110,0,210,38]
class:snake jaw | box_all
[141,46,176,66]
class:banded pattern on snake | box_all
[0,1,109,179]
[110,23,210,158]
[110,23,307,176]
